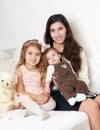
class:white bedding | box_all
[0,110,90,130]
[1,49,97,130]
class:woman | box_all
[44,13,100,130]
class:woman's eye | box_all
[59,27,62,30]
[50,29,55,33]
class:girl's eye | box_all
[29,52,32,55]
[36,53,41,56]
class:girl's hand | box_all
[37,93,50,105]
[42,92,51,104]
[44,87,51,94]
[31,94,47,105]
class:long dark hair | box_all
[44,14,82,74]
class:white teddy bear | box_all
[0,71,19,112]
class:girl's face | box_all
[46,49,61,65]
[25,46,41,68]
[50,21,67,44]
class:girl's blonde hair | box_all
[17,39,48,87]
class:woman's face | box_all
[50,21,67,44]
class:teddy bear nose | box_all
[7,83,9,86]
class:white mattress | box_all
[0,110,90,130]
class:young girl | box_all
[15,39,56,120]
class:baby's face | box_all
[46,49,61,65]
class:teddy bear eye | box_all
[2,80,4,82]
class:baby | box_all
[44,48,89,106]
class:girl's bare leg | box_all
[79,98,100,130]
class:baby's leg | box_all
[40,97,56,111]
[68,97,76,106]
[76,93,86,102]
[59,83,76,106]
[76,80,89,94]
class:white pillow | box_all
[0,51,18,72]
[12,45,22,61]
[0,51,11,59]
[87,57,100,93]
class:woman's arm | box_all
[78,50,89,85]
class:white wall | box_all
[0,0,100,58]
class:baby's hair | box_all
[44,47,59,55]
[17,39,48,87]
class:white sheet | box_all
[0,111,90,130]
[0,49,90,130]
